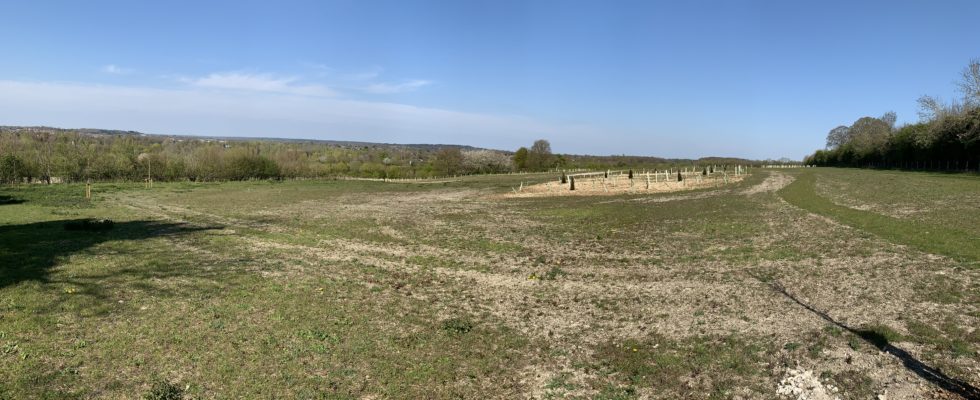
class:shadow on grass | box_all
[0,219,220,290]
[764,279,980,399]
[0,194,25,205]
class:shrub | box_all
[0,155,27,184]
[542,266,565,280]
[143,380,183,400]
[226,154,280,180]
[441,317,474,335]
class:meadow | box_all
[0,168,978,399]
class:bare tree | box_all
[826,125,851,149]
[880,111,897,130]
[527,139,553,171]
[918,95,943,121]
[918,95,966,122]
[530,139,551,154]
[959,58,980,108]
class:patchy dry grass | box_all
[1,169,978,399]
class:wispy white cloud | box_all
[362,79,432,94]
[101,64,132,74]
[183,72,336,97]
[301,62,333,77]
[344,66,384,81]
[0,79,600,150]
[302,62,331,71]
[292,64,431,95]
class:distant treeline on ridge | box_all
[0,129,761,184]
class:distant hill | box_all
[551,154,763,169]
[0,125,774,164]
[0,125,487,152]
[696,156,761,165]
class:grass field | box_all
[1,168,978,399]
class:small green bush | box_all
[226,154,280,180]
[441,317,474,335]
[542,266,565,280]
[0,155,27,184]
[143,380,183,400]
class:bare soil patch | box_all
[743,170,794,194]
[503,171,747,198]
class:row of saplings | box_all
[560,166,724,190]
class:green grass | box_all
[592,334,768,398]
[779,170,980,265]
[813,168,980,236]
[2,169,978,398]
[0,182,533,398]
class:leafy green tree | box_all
[512,147,529,171]
[848,116,892,156]
[0,155,27,184]
[227,154,280,180]
[433,147,464,176]
[554,154,568,169]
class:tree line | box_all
[0,131,573,184]
[805,59,980,170]
[510,139,766,172]
[0,130,518,184]
[0,127,767,184]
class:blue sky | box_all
[1,1,977,159]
